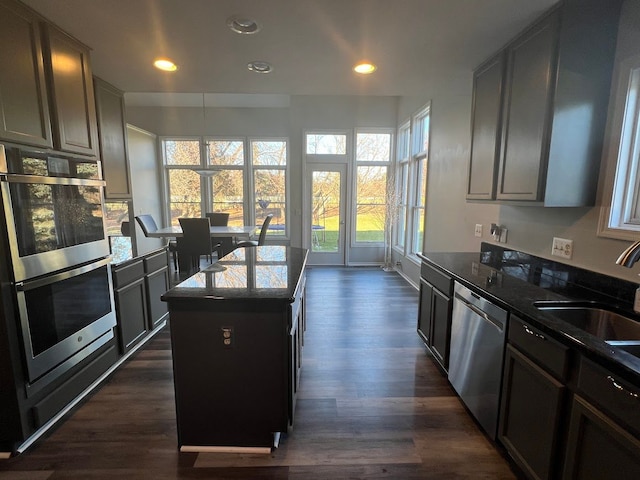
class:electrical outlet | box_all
[474,224,483,237]
[221,327,233,347]
[552,237,573,259]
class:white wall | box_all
[126,125,165,254]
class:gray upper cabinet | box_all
[0,0,53,148]
[468,0,622,206]
[498,12,558,202]
[42,23,99,157]
[467,53,505,200]
[94,77,132,198]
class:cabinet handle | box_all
[607,375,639,399]
[523,324,545,340]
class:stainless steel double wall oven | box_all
[0,144,116,387]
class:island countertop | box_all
[161,246,308,304]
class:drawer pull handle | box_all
[524,324,545,340]
[607,375,639,399]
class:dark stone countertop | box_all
[419,249,640,381]
[161,246,308,304]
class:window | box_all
[163,139,202,223]
[206,139,245,227]
[600,55,640,239]
[306,133,347,155]
[354,132,392,244]
[162,137,288,238]
[410,105,430,255]
[393,103,430,257]
[252,140,287,235]
[395,123,410,249]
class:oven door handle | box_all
[17,257,111,291]
[1,173,105,187]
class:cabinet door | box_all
[94,77,132,198]
[499,344,565,480]
[430,288,451,370]
[145,266,169,330]
[0,0,52,147]
[115,278,148,354]
[417,279,433,345]
[497,12,559,201]
[467,53,504,200]
[562,396,640,480]
[43,24,99,156]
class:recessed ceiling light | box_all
[154,58,178,72]
[354,62,377,74]
[247,61,273,74]
[227,15,260,34]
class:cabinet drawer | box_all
[577,357,640,436]
[111,259,144,289]
[420,262,453,296]
[144,250,168,273]
[509,315,569,381]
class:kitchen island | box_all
[161,246,308,453]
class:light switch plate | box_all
[552,237,573,259]
[474,224,483,237]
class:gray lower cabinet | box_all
[112,259,148,354]
[417,262,453,372]
[112,249,169,355]
[499,315,570,480]
[143,251,170,330]
[562,358,640,480]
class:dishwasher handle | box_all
[453,282,508,330]
[455,294,506,332]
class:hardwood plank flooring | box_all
[0,267,519,479]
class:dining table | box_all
[146,225,259,273]
[147,225,258,241]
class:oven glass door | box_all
[17,258,116,383]
[1,177,109,281]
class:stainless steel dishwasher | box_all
[448,281,508,440]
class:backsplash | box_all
[480,242,638,310]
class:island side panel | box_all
[168,301,289,448]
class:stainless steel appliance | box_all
[0,144,109,282]
[0,143,115,389]
[17,257,116,385]
[448,281,508,440]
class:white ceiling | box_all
[22,0,559,106]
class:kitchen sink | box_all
[606,340,640,359]
[533,301,640,341]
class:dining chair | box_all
[236,214,273,248]
[205,212,234,258]
[135,214,178,270]
[178,217,216,270]
[205,212,230,226]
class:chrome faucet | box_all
[616,240,640,267]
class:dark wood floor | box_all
[0,267,518,479]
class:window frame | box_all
[160,136,289,240]
[352,129,393,247]
[599,54,640,241]
[393,103,430,260]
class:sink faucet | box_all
[616,240,640,267]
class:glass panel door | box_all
[306,164,346,265]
